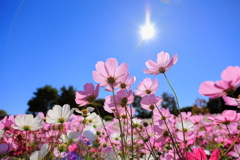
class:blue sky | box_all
[1,0,240,115]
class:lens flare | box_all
[141,24,155,39]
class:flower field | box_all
[1,51,240,160]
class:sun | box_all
[141,24,155,40]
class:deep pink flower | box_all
[208,110,240,124]
[134,77,159,97]
[199,66,240,99]
[222,95,240,108]
[75,83,100,106]
[210,148,220,160]
[68,143,78,152]
[143,51,178,75]
[186,147,207,160]
[92,58,129,91]
[140,94,162,111]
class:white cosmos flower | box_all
[83,126,97,143]
[11,114,43,131]
[132,118,142,125]
[110,132,121,141]
[175,120,194,132]
[30,144,49,160]
[60,130,81,143]
[74,107,95,115]
[46,104,74,124]
[85,112,102,128]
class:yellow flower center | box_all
[58,118,65,124]
[23,126,31,131]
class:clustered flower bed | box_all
[0,51,240,160]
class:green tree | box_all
[0,110,8,115]
[57,86,78,109]
[27,85,58,116]
[161,92,178,115]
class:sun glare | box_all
[141,24,155,40]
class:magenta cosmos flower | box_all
[75,83,100,106]
[198,66,240,98]
[143,51,178,75]
[186,147,220,160]
[92,58,129,91]
[134,77,159,97]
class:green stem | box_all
[125,107,158,159]
[225,125,240,155]
[93,105,120,160]
[110,85,126,160]
[163,73,187,159]
[155,106,182,160]
[223,133,240,156]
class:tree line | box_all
[4,85,238,119]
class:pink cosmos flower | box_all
[0,115,14,132]
[199,66,240,99]
[104,90,134,113]
[222,95,240,108]
[153,120,173,144]
[153,126,169,144]
[153,107,174,125]
[143,51,178,75]
[75,83,100,106]
[92,58,129,91]
[189,115,203,125]
[134,77,159,97]
[208,110,240,124]
[227,144,240,159]
[115,74,136,92]
[140,94,162,111]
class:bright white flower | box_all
[74,107,95,116]
[85,112,102,128]
[132,118,142,125]
[175,120,194,132]
[30,144,49,160]
[110,132,121,141]
[60,130,81,143]
[11,114,43,131]
[46,104,74,124]
[82,126,97,143]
